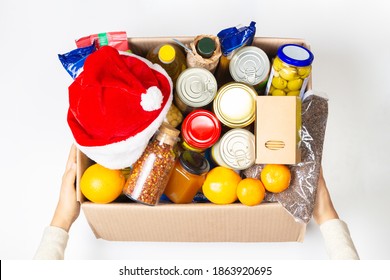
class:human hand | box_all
[312,167,339,225]
[50,144,80,232]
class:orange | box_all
[236,178,265,206]
[80,163,125,204]
[202,166,242,204]
[260,164,291,193]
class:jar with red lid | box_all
[181,109,222,152]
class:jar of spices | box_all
[123,123,180,206]
[265,44,314,98]
[211,128,255,170]
[213,82,257,128]
[181,109,221,152]
[164,150,210,204]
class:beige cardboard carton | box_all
[76,36,311,242]
[255,96,301,164]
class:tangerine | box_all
[260,164,291,193]
[236,178,265,206]
[202,166,241,204]
[80,163,125,204]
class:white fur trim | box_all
[77,92,172,169]
[77,52,173,170]
[141,86,163,111]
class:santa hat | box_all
[67,46,173,169]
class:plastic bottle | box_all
[146,44,186,86]
[123,123,180,206]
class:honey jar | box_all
[164,150,210,204]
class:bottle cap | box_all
[158,45,176,64]
[179,150,210,175]
[181,109,221,150]
[277,44,314,67]
[196,37,216,58]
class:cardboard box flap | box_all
[81,201,305,242]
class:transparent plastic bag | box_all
[243,90,329,223]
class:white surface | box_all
[1,0,389,260]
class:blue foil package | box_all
[217,21,256,56]
[58,43,96,79]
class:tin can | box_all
[229,46,270,92]
[164,150,210,204]
[175,68,218,114]
[181,109,222,152]
[265,44,314,98]
[213,82,257,128]
[211,128,255,170]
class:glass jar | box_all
[123,123,180,206]
[213,82,257,128]
[265,44,314,98]
[164,150,210,203]
[211,128,255,170]
[181,109,221,152]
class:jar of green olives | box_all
[265,44,314,98]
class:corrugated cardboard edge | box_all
[81,200,305,242]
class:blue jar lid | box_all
[277,44,314,67]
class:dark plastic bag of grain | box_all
[243,91,328,223]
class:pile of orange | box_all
[202,164,291,207]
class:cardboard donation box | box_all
[76,36,312,242]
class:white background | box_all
[1,0,389,260]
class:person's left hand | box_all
[50,144,80,232]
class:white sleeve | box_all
[320,219,360,260]
[33,226,69,260]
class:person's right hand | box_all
[312,167,339,225]
[50,144,80,232]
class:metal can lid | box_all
[176,68,218,108]
[219,128,255,170]
[181,109,222,149]
[277,44,314,67]
[213,82,257,128]
[229,46,270,85]
[179,150,210,175]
